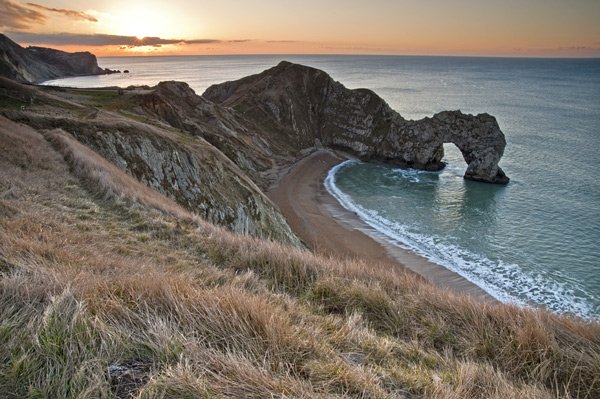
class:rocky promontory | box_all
[0,55,510,246]
[0,34,116,83]
[204,61,509,184]
[0,76,301,245]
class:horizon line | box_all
[93,52,600,60]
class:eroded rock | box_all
[204,61,509,184]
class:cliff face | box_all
[204,61,509,184]
[78,128,300,244]
[129,81,290,189]
[0,34,113,83]
[0,77,301,245]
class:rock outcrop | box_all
[0,77,301,245]
[72,127,301,245]
[0,33,115,83]
[129,81,289,189]
[204,61,509,183]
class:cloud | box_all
[512,45,600,56]
[559,45,600,52]
[0,0,97,30]
[26,2,97,22]
[4,31,237,48]
[178,38,225,44]
[0,0,45,30]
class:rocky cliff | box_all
[0,33,114,83]
[0,56,510,246]
[0,77,301,245]
[128,81,291,189]
[204,61,509,184]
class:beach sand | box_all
[268,149,494,300]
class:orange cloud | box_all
[0,0,45,30]
[26,2,97,22]
[4,31,233,47]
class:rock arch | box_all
[428,111,509,184]
[203,61,510,184]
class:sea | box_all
[43,55,600,320]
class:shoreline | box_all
[267,149,494,301]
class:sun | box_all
[109,3,182,40]
[118,7,162,39]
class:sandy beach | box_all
[268,149,494,300]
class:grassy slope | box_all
[1,116,599,399]
[0,80,301,245]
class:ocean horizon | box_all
[43,54,600,319]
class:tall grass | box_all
[44,128,196,222]
[1,118,599,398]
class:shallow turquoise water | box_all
[321,57,600,319]
[44,55,600,319]
[327,155,599,318]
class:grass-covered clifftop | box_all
[1,112,599,398]
[0,77,300,245]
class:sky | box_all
[1,0,599,57]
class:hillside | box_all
[1,60,599,397]
[0,33,115,83]
[1,114,599,398]
[0,77,300,244]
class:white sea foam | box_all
[325,161,596,320]
[387,168,426,183]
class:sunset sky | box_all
[1,0,599,57]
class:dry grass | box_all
[1,118,599,398]
[43,128,196,223]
